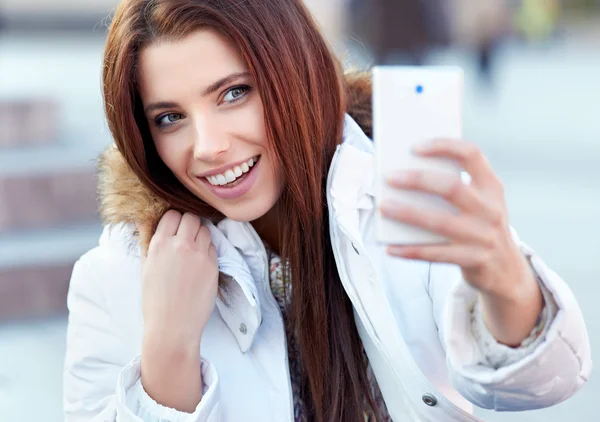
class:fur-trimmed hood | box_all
[97,144,170,255]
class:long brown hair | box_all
[102,1,375,420]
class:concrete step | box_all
[0,166,98,233]
[0,143,103,176]
[0,223,102,319]
[0,99,58,147]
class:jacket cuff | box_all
[444,243,591,410]
[470,260,559,369]
[115,356,220,421]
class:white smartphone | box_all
[373,66,464,245]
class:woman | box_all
[63,0,591,421]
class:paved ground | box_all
[0,30,599,421]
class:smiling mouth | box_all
[203,155,260,188]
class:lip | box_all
[196,156,258,178]
[197,156,261,200]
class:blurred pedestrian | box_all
[349,0,451,64]
[450,0,512,84]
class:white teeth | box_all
[205,156,259,186]
[224,170,236,183]
[216,174,227,185]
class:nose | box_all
[192,116,230,162]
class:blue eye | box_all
[155,112,183,128]
[223,86,250,103]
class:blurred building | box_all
[0,1,119,320]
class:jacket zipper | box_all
[326,144,482,422]
[334,222,483,422]
[245,222,295,421]
[325,146,422,421]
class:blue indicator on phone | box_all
[416,85,424,94]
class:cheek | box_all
[154,137,189,175]
[242,96,268,145]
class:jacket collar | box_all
[328,115,376,242]
[97,114,375,353]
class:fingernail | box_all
[387,245,410,256]
[379,200,405,215]
[387,171,410,184]
[412,139,435,153]
[379,201,394,215]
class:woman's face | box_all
[137,29,284,222]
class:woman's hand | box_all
[380,138,543,346]
[140,210,219,348]
[138,210,219,412]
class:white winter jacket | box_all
[63,115,592,421]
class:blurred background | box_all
[0,0,598,420]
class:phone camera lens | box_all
[416,85,424,94]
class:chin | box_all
[217,198,277,223]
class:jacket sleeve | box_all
[63,250,221,422]
[428,234,592,411]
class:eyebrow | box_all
[143,71,250,115]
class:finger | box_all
[380,202,494,246]
[412,138,500,190]
[386,169,498,218]
[195,225,212,250]
[176,212,202,241]
[208,243,217,260]
[387,244,486,268]
[155,210,182,238]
